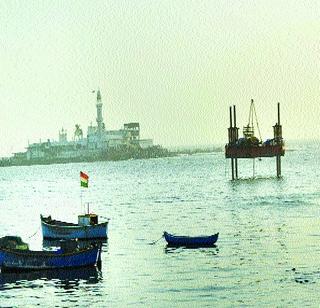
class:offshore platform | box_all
[225,99,285,180]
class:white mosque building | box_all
[16,90,153,161]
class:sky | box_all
[0,1,319,156]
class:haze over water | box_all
[1,1,319,156]
[0,141,319,306]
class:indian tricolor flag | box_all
[80,171,89,188]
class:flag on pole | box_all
[80,171,89,188]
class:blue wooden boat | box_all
[41,214,109,240]
[163,232,219,247]
[0,238,102,272]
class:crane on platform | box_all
[243,99,262,142]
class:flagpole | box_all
[80,171,89,214]
[80,187,83,213]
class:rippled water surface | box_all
[0,143,320,307]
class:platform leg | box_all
[231,158,235,180]
[279,156,281,177]
[235,158,238,179]
[276,155,281,178]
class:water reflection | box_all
[165,245,219,255]
[0,266,102,290]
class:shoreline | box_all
[0,146,223,168]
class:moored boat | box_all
[0,237,102,272]
[163,232,219,247]
[41,214,109,240]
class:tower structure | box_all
[96,89,104,134]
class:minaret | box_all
[96,89,104,133]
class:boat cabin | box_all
[78,213,98,226]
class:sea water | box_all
[0,141,319,307]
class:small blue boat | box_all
[41,214,109,240]
[0,237,101,272]
[164,232,219,247]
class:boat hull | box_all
[0,245,101,272]
[41,217,108,240]
[164,232,219,247]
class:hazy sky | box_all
[1,1,319,156]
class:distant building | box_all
[13,90,154,162]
